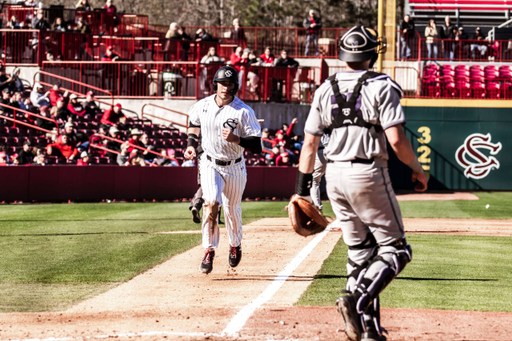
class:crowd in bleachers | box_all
[0,60,304,167]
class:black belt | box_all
[327,158,375,164]
[207,155,242,166]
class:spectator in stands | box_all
[18,141,34,165]
[84,91,100,116]
[0,151,8,166]
[13,91,23,107]
[9,67,24,93]
[155,149,179,166]
[275,152,294,166]
[32,150,47,166]
[49,83,62,106]
[103,0,117,13]
[0,65,13,93]
[76,151,90,166]
[30,83,50,107]
[36,106,56,131]
[200,47,224,63]
[272,129,290,150]
[471,27,487,59]
[25,0,39,7]
[281,117,301,150]
[126,128,143,152]
[47,134,79,161]
[248,50,262,66]
[129,150,146,167]
[230,18,246,46]
[117,143,130,165]
[8,15,22,29]
[116,115,129,131]
[140,133,156,162]
[455,27,469,59]
[52,17,66,32]
[59,122,79,146]
[101,103,124,126]
[261,128,273,151]
[195,28,215,42]
[0,88,19,116]
[274,50,299,68]
[31,9,50,31]
[105,125,120,162]
[400,14,415,59]
[74,17,91,34]
[19,96,33,112]
[502,39,512,60]
[76,0,92,11]
[51,97,71,122]
[260,47,275,66]
[440,15,456,60]
[101,46,120,61]
[165,23,191,61]
[67,94,87,117]
[229,46,244,72]
[265,145,282,165]
[424,19,438,60]
[303,10,322,56]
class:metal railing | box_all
[140,103,189,130]
[0,103,59,133]
[34,70,114,106]
[88,133,176,166]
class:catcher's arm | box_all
[295,133,321,201]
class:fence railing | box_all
[0,103,59,133]
[41,61,318,102]
[140,103,189,130]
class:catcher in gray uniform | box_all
[295,26,428,341]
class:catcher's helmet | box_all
[213,66,239,95]
[338,25,386,66]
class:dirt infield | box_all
[1,216,512,341]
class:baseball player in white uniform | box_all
[294,26,428,341]
[184,66,262,274]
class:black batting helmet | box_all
[213,66,239,95]
[338,25,386,67]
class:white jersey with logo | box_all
[188,94,261,251]
[305,71,405,162]
[189,95,261,161]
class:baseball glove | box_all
[288,195,329,237]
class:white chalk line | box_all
[6,229,330,341]
[221,229,330,337]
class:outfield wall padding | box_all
[0,166,297,202]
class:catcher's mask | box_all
[213,66,239,95]
[338,25,387,68]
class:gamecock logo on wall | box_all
[455,133,502,179]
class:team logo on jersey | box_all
[225,70,233,77]
[223,118,239,131]
[342,108,351,116]
[455,133,502,179]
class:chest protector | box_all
[326,71,400,134]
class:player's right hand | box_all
[184,146,196,160]
[412,171,429,192]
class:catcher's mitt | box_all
[288,195,329,237]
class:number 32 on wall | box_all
[417,126,431,171]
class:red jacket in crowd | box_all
[260,53,275,65]
[101,105,124,125]
[271,120,296,150]
[67,102,86,116]
[47,142,78,159]
[49,89,62,106]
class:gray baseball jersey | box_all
[305,70,405,162]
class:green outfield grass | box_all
[297,234,512,312]
[0,201,289,312]
[0,192,511,312]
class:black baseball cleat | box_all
[228,245,242,268]
[191,207,201,224]
[200,249,215,274]
[361,326,387,341]
[336,294,363,341]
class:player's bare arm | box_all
[185,126,200,160]
[298,133,321,174]
[385,124,428,192]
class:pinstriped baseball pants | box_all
[200,154,247,250]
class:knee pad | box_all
[353,238,412,313]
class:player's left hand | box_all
[222,128,239,143]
